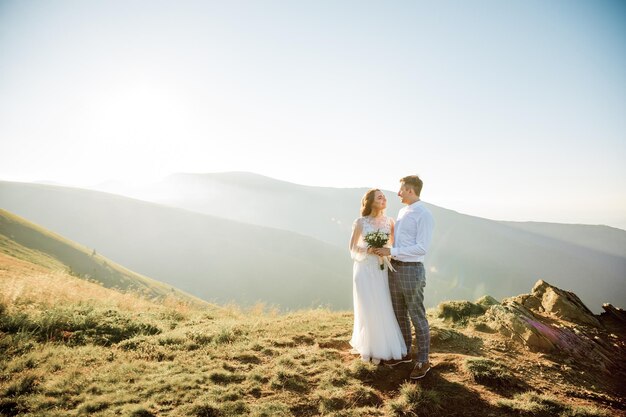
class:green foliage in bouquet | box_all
[363,230,389,249]
[363,230,390,270]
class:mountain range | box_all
[2,172,625,312]
[96,172,626,312]
[0,180,351,309]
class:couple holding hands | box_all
[349,175,434,380]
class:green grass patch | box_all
[496,392,610,417]
[347,385,382,408]
[270,369,309,393]
[208,371,245,385]
[386,382,442,416]
[129,408,157,417]
[3,374,38,397]
[78,399,110,414]
[0,305,161,346]
[317,389,349,413]
[116,338,175,361]
[233,352,262,364]
[186,402,222,417]
[213,325,248,345]
[249,402,292,417]
[465,358,516,388]
[437,300,486,323]
[319,367,350,388]
[349,360,378,381]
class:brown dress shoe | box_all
[410,360,431,379]
[384,355,413,367]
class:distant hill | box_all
[500,221,626,258]
[0,182,352,310]
[0,209,201,305]
[90,172,626,313]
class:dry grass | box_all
[1,251,624,417]
[386,382,443,416]
[436,300,486,324]
[464,357,517,388]
[0,253,194,316]
[496,392,612,416]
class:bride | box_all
[349,188,407,364]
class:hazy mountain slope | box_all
[429,208,626,312]
[0,182,352,309]
[0,209,201,304]
[108,172,360,247]
[500,221,626,258]
[99,172,626,313]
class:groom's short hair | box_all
[400,175,423,196]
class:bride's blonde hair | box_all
[361,188,382,216]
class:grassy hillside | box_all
[93,172,626,313]
[1,250,623,416]
[0,181,352,310]
[0,209,201,305]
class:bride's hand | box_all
[373,247,391,256]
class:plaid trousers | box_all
[388,262,430,362]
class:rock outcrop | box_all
[475,295,500,308]
[530,280,601,327]
[480,280,626,375]
[602,303,626,324]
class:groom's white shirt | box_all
[390,201,434,263]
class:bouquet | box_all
[363,230,392,270]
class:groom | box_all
[374,175,434,379]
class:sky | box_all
[1,0,625,229]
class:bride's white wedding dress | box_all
[349,215,407,362]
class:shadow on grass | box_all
[416,372,514,417]
[430,326,485,355]
[353,362,515,417]
[0,399,21,417]
[318,339,351,350]
[464,357,533,396]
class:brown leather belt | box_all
[390,259,422,265]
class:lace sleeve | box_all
[349,218,367,261]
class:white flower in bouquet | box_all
[363,230,390,270]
